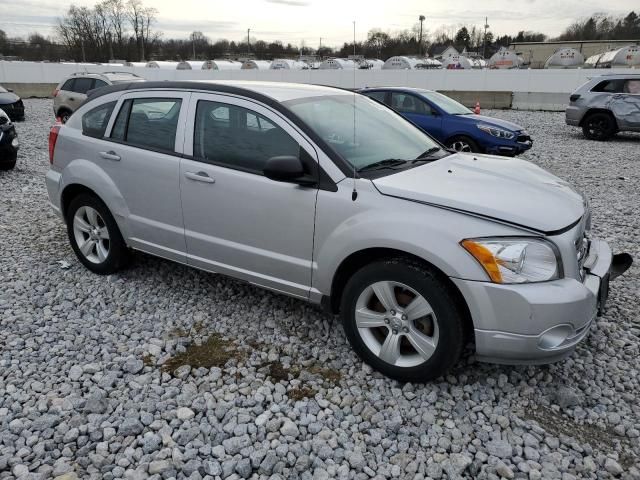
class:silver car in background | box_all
[566,73,640,140]
[46,81,632,381]
[53,71,145,123]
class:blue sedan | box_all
[359,87,532,156]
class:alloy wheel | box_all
[354,280,439,368]
[450,140,472,152]
[72,206,110,264]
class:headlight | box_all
[477,124,515,140]
[461,238,560,284]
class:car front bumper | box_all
[0,124,19,162]
[452,239,629,365]
[482,135,533,156]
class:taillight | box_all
[570,94,581,102]
[53,89,59,97]
[49,124,61,164]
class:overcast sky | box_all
[1,0,636,46]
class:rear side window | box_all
[193,100,299,173]
[61,79,75,91]
[364,91,387,103]
[93,79,108,89]
[82,101,116,138]
[624,80,640,94]
[73,77,95,94]
[110,98,182,152]
[591,80,625,93]
[390,93,429,115]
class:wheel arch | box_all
[327,247,475,343]
[579,108,618,128]
[61,183,99,219]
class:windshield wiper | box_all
[357,158,408,172]
[414,147,441,159]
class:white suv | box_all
[45,80,631,381]
[53,72,145,123]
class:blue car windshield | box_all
[419,91,472,115]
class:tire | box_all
[582,112,616,141]
[66,193,130,274]
[447,135,480,153]
[58,109,72,124]
[340,257,465,382]
[0,155,17,170]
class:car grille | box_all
[0,100,25,118]
[517,133,531,143]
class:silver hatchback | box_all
[46,81,631,381]
[566,73,640,140]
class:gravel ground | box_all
[1,99,639,480]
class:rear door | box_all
[179,92,318,299]
[67,77,94,111]
[99,91,191,262]
[390,92,443,140]
[612,79,640,130]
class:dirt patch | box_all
[142,353,154,367]
[524,406,636,468]
[308,364,342,384]
[161,333,244,373]
[288,386,317,401]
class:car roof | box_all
[86,80,355,103]
[590,73,640,80]
[360,87,436,93]
[65,71,141,82]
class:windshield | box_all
[283,94,441,171]
[419,91,472,115]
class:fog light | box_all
[11,137,19,148]
[538,324,574,350]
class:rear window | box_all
[61,79,75,91]
[363,91,387,103]
[82,101,116,138]
[591,79,625,93]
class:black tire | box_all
[0,155,17,171]
[582,112,616,141]
[447,135,480,153]
[340,257,466,382]
[58,109,72,124]
[66,193,130,274]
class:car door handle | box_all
[184,171,215,183]
[99,150,121,161]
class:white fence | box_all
[1,61,637,110]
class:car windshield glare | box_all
[283,94,440,171]
[419,91,472,115]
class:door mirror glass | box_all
[264,155,315,185]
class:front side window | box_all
[110,98,182,152]
[391,93,427,114]
[73,78,94,94]
[193,100,299,173]
[283,94,442,172]
[82,101,116,138]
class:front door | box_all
[390,92,443,141]
[610,79,640,130]
[180,93,318,299]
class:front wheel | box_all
[340,258,466,382]
[66,194,130,274]
[447,136,480,153]
[582,112,616,141]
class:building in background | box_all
[509,40,638,68]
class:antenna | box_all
[352,20,358,202]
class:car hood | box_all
[372,153,585,233]
[0,92,21,104]
[458,114,524,132]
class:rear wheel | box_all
[340,258,465,382]
[447,135,479,153]
[58,109,72,124]
[66,194,130,274]
[0,152,17,170]
[582,112,616,141]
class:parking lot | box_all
[1,99,639,479]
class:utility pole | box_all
[192,33,196,60]
[353,21,356,57]
[483,17,489,59]
[81,38,86,62]
[419,15,425,57]
[247,28,250,55]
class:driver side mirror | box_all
[7,88,14,93]
[263,155,317,187]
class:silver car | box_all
[46,81,632,381]
[566,73,640,140]
[53,72,145,123]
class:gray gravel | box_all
[1,100,639,479]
